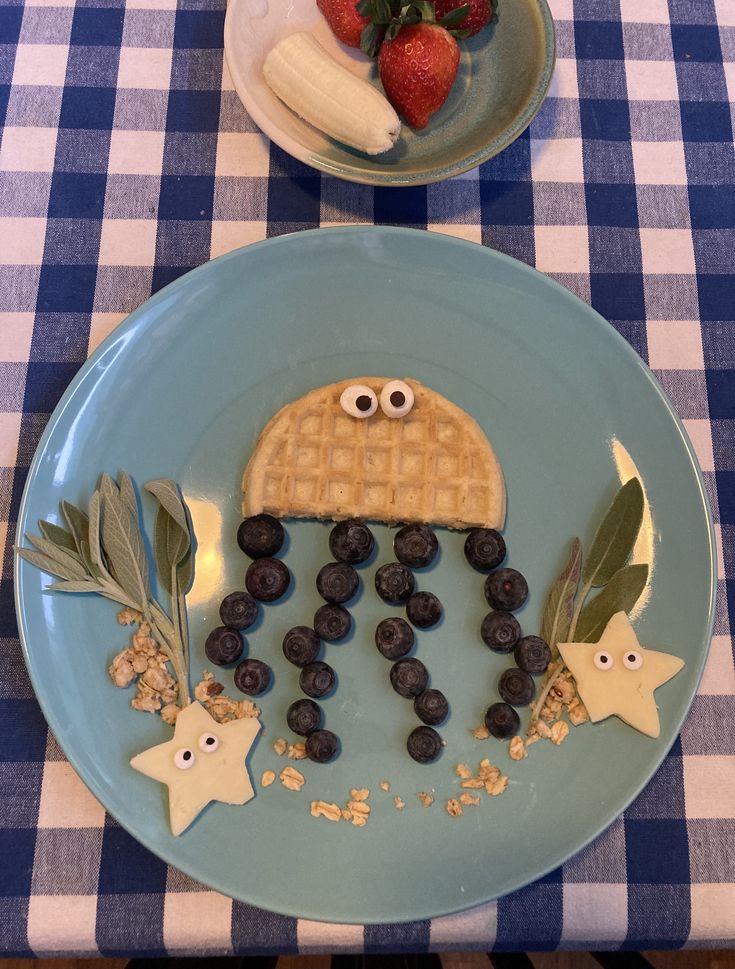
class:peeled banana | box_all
[263,31,401,156]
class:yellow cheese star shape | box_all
[130,701,261,836]
[557,611,685,738]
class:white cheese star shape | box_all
[557,611,685,738]
[130,701,261,836]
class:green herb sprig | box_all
[530,477,648,729]
[16,472,195,707]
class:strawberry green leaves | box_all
[359,0,469,55]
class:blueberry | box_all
[394,524,438,568]
[282,626,321,667]
[514,635,552,675]
[314,603,352,642]
[245,557,290,602]
[204,626,243,666]
[329,519,374,564]
[407,725,442,764]
[287,698,322,735]
[480,611,521,653]
[390,657,429,698]
[299,661,336,698]
[316,562,359,603]
[414,688,449,726]
[306,728,339,763]
[484,701,521,739]
[219,591,258,630]
[406,591,443,629]
[375,562,415,604]
[485,568,528,611]
[237,514,284,558]
[498,667,535,706]
[375,617,414,659]
[234,658,271,696]
[464,528,506,572]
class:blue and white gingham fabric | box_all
[1,0,734,956]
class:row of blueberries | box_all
[468,530,553,739]
[372,523,448,764]
[280,519,373,763]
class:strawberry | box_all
[316,0,370,48]
[434,0,492,36]
[378,20,460,129]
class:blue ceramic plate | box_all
[16,228,715,924]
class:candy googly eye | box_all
[198,732,220,753]
[380,380,414,419]
[593,650,614,670]
[174,748,195,769]
[622,650,643,670]
[340,384,377,419]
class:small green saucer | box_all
[224,0,555,186]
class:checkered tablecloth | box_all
[1,0,734,956]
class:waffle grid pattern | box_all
[243,381,504,528]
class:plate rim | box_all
[222,0,556,186]
[14,226,718,923]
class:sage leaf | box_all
[16,546,87,582]
[540,537,582,649]
[152,505,191,596]
[101,491,149,608]
[166,513,189,569]
[79,539,102,579]
[26,533,88,579]
[582,477,644,588]
[38,519,78,554]
[177,547,194,595]
[61,501,89,556]
[88,490,106,575]
[46,579,101,593]
[99,473,119,502]
[144,480,190,537]
[575,563,649,643]
[153,508,172,595]
[118,472,139,529]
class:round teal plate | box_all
[16,227,716,924]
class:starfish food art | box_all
[130,701,261,835]
[557,611,685,738]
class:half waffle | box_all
[242,377,506,529]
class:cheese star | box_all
[557,612,685,738]
[131,701,261,836]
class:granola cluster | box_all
[109,613,178,720]
[193,670,261,723]
[510,664,589,760]
[109,612,259,726]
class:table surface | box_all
[1,0,734,956]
